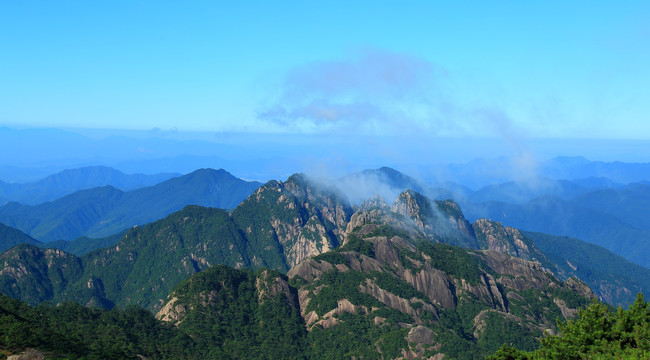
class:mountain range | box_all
[422,156,650,189]
[1,163,649,273]
[0,166,180,206]
[0,168,261,241]
[0,175,599,359]
[462,192,650,269]
[0,166,648,305]
[1,172,647,308]
[3,169,650,358]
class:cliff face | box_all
[472,218,548,264]
[233,174,353,268]
[289,217,594,359]
[391,190,478,248]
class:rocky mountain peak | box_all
[472,218,549,265]
[391,189,431,224]
[390,190,478,248]
[235,173,353,268]
[356,194,391,212]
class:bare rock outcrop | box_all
[306,298,368,328]
[565,276,597,300]
[472,219,548,264]
[479,250,553,291]
[360,278,439,324]
[250,174,353,268]
[7,349,45,360]
[256,269,299,309]
[155,296,186,325]
[288,258,334,282]
[407,325,435,344]
[403,266,456,309]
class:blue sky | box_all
[1,1,649,140]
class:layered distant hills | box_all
[461,183,650,268]
[0,168,262,241]
[0,166,180,205]
[0,222,41,249]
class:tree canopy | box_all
[488,293,650,360]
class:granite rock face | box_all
[235,174,353,268]
[472,218,547,263]
[289,214,594,359]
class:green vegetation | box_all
[0,223,41,253]
[45,229,128,256]
[0,245,84,306]
[304,270,382,315]
[312,251,347,265]
[69,206,258,310]
[371,270,427,301]
[0,293,194,359]
[360,224,411,242]
[488,293,650,360]
[426,292,541,359]
[163,265,307,359]
[0,265,307,360]
[417,242,488,284]
[435,199,464,219]
[307,312,410,359]
[341,233,376,257]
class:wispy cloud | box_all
[258,48,458,135]
[257,48,540,181]
[257,48,535,143]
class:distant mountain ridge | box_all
[0,222,42,251]
[540,156,650,184]
[467,177,589,204]
[418,156,650,189]
[0,166,179,205]
[524,231,650,306]
[463,194,650,269]
[0,168,262,241]
[0,180,600,359]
